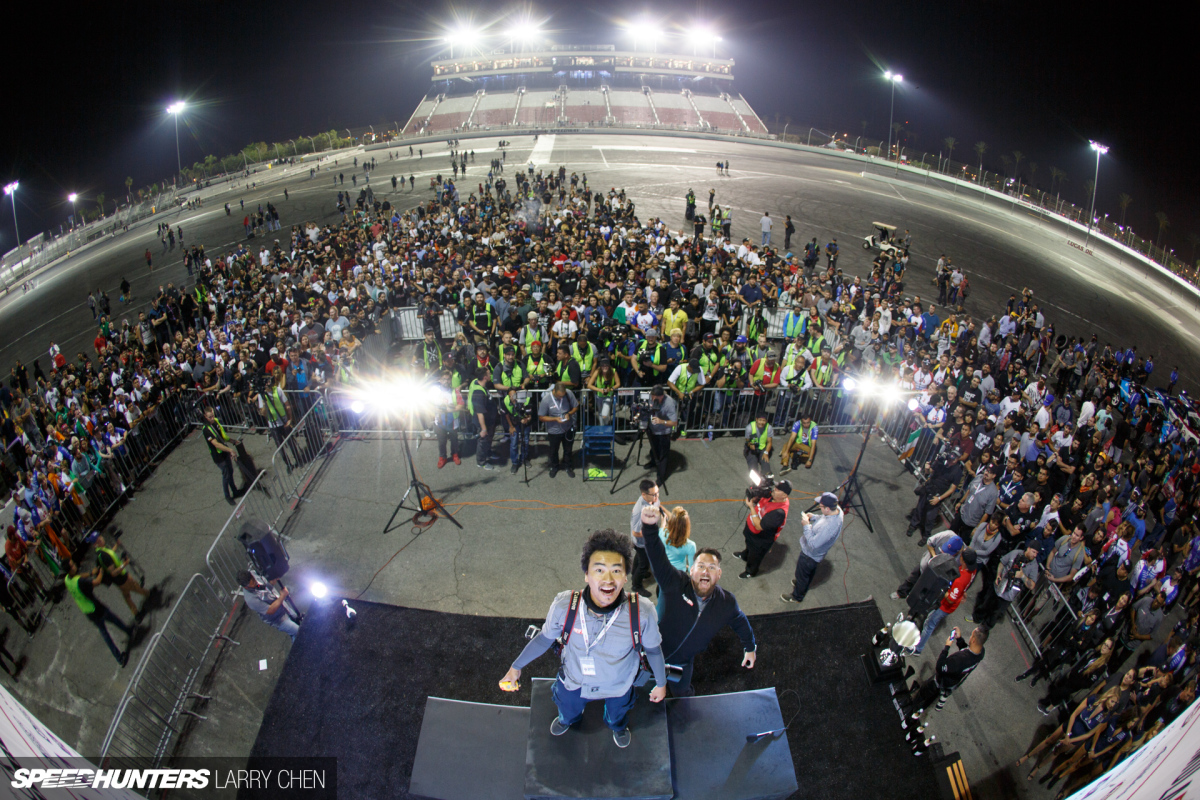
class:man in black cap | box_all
[646,385,678,485]
[733,479,792,579]
[781,492,843,603]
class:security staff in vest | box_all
[501,386,534,474]
[744,412,774,476]
[538,381,579,479]
[525,340,553,390]
[413,327,444,374]
[646,385,679,486]
[571,330,598,381]
[633,329,668,387]
[782,302,807,342]
[780,410,818,472]
[467,367,496,471]
[520,311,545,357]
[733,479,792,579]
[554,343,583,390]
[252,366,301,472]
[94,530,150,617]
[202,405,245,505]
[65,559,134,666]
[492,345,527,390]
[635,502,756,696]
[500,529,667,749]
[667,358,706,435]
[467,292,496,345]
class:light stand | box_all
[611,426,649,495]
[384,416,462,534]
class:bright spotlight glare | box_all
[3,181,17,195]
[881,385,903,405]
[508,22,541,41]
[350,400,365,414]
[907,398,920,411]
[748,470,763,486]
[311,582,328,599]
[68,193,77,202]
[167,101,186,115]
[1090,140,1109,155]
[843,377,858,392]
[446,26,481,48]
[894,74,903,83]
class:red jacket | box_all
[939,567,977,613]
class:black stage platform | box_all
[248,598,938,799]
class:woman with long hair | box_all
[585,358,620,425]
[1039,637,1117,712]
[660,506,696,572]
[1019,686,1121,781]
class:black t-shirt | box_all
[747,509,787,541]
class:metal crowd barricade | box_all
[99,574,240,766]
[266,398,334,520]
[1008,580,1079,661]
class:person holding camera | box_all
[635,502,756,696]
[779,410,818,472]
[668,357,706,435]
[633,329,668,387]
[501,387,534,475]
[744,412,774,476]
[733,479,792,579]
[645,385,678,485]
[237,570,300,642]
[202,405,246,505]
[781,492,843,603]
[975,546,1040,629]
[538,381,578,479]
[498,530,667,749]
[906,448,964,544]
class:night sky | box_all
[2,1,1193,261]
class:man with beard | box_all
[634,503,756,697]
[499,530,667,748]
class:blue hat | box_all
[942,535,964,556]
[735,335,748,344]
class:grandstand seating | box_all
[472,92,519,128]
[651,92,701,127]
[404,97,440,134]
[728,95,768,133]
[562,90,608,125]
[515,91,560,126]
[692,94,746,132]
[606,90,656,126]
[424,95,477,133]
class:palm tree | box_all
[891,122,904,157]
[1118,193,1132,227]
[1187,232,1200,267]
[1050,167,1067,200]
[95,192,106,219]
[974,141,987,178]
[999,154,1012,180]
[1027,162,1038,190]
[124,176,133,203]
[861,120,868,138]
[1012,151,1023,184]
[943,137,957,171]
[1084,180,1095,207]
[1155,211,1170,249]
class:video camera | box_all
[745,471,776,501]
[630,391,654,430]
[1002,553,1031,596]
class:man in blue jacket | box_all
[635,503,756,697]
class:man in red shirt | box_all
[913,548,978,655]
[94,330,108,357]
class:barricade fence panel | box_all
[1008,580,1079,662]
[101,574,237,765]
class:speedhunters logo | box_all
[12,767,329,791]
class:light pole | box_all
[884,71,902,161]
[68,193,78,230]
[3,181,19,246]
[167,102,186,186]
[1084,140,1108,249]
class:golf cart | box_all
[862,222,902,257]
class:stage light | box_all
[350,400,365,414]
[1089,140,1109,155]
[907,398,920,411]
[507,21,541,42]
[880,385,902,405]
[748,469,763,486]
[311,581,328,599]
[351,376,436,416]
[166,101,186,115]
[842,377,858,392]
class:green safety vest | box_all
[637,341,662,364]
[556,358,578,382]
[97,546,126,578]
[724,365,747,395]
[203,418,231,457]
[751,359,777,385]
[811,357,835,386]
[784,313,806,339]
[526,355,550,380]
[264,386,288,421]
[698,348,721,375]
[806,333,825,355]
[338,361,355,384]
[522,325,543,348]
[747,316,765,342]
[571,342,595,373]
[748,421,771,451]
[497,364,525,389]
[65,574,95,615]
[592,372,616,396]
[676,368,700,394]
[467,380,489,416]
[794,421,817,446]
[420,340,443,370]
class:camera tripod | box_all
[611,426,668,496]
[807,422,875,532]
[384,427,462,534]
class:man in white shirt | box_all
[760,213,773,247]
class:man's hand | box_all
[640,503,661,529]
[741,651,757,669]
[649,686,667,703]
[800,511,811,526]
[499,667,521,691]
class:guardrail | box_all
[99,573,240,766]
[1008,580,1079,661]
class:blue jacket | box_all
[641,520,755,663]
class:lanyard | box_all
[578,605,621,655]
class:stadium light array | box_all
[688,25,721,56]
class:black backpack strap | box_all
[629,593,645,657]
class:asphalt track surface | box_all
[3,133,1198,394]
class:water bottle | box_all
[706,424,713,441]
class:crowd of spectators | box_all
[1,146,1197,781]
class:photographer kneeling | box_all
[744,412,774,477]
[645,386,678,486]
[733,479,792,579]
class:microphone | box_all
[745,689,800,743]
[745,728,785,743]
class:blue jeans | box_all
[269,614,300,641]
[509,424,530,464]
[761,231,771,246]
[87,604,133,662]
[551,678,637,733]
[914,607,949,655]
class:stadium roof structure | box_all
[431,46,735,85]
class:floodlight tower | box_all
[1084,140,1108,249]
[3,181,19,246]
[167,101,186,185]
[68,193,78,230]
[884,71,903,161]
